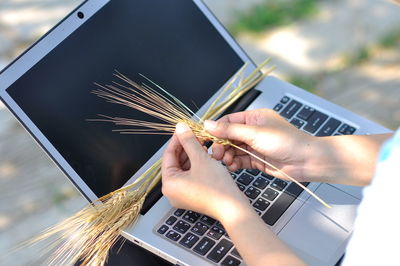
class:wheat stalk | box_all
[94,62,330,209]
[27,161,160,266]
[29,59,329,266]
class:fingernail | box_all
[204,120,217,131]
[176,122,190,134]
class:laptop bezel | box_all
[0,0,255,203]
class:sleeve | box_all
[342,129,400,265]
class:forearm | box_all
[303,133,392,186]
[219,203,305,266]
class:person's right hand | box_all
[204,109,313,181]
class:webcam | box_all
[77,11,84,19]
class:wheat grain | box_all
[29,60,329,266]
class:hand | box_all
[161,123,250,221]
[205,109,313,181]
[162,123,305,266]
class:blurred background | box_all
[0,0,399,264]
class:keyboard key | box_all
[193,237,215,255]
[316,118,341,137]
[207,226,225,240]
[273,103,284,112]
[280,96,290,104]
[280,100,302,119]
[253,177,269,190]
[244,186,261,199]
[230,173,237,179]
[234,169,243,175]
[207,239,234,263]
[237,173,254,186]
[173,220,190,234]
[262,193,294,226]
[261,172,274,180]
[215,221,224,228]
[231,248,242,259]
[290,118,305,129]
[157,225,169,235]
[297,106,315,121]
[221,255,241,266]
[271,179,288,191]
[166,230,181,241]
[165,216,177,226]
[191,222,209,236]
[262,188,279,201]
[303,111,328,134]
[174,209,185,217]
[183,211,200,223]
[338,123,356,135]
[179,232,199,248]
[200,215,216,226]
[286,182,310,197]
[253,198,270,211]
[246,169,260,176]
[236,182,245,191]
[262,182,309,226]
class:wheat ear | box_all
[94,60,330,209]
[28,59,328,266]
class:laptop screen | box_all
[6,0,243,197]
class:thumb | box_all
[175,123,206,160]
[204,120,257,145]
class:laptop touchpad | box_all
[278,184,360,264]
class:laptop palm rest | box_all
[278,184,360,265]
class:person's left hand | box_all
[161,123,250,221]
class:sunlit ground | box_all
[231,0,400,129]
[0,1,84,265]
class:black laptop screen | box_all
[6,0,243,197]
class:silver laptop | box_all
[0,1,391,265]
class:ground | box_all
[0,0,399,265]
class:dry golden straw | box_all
[28,161,161,266]
[93,63,330,209]
[29,59,329,266]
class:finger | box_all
[217,111,248,124]
[203,145,209,153]
[235,153,267,171]
[179,148,189,165]
[204,120,258,145]
[211,139,244,161]
[211,143,226,160]
[175,123,206,160]
[227,162,239,172]
[162,135,183,178]
[222,146,236,166]
[181,158,191,171]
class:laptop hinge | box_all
[141,181,163,215]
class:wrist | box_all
[216,196,255,229]
[301,136,334,183]
[301,134,385,185]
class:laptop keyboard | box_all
[155,96,357,265]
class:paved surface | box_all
[0,0,399,265]
[0,1,84,265]
[237,0,400,73]
[206,0,400,129]
[318,46,400,130]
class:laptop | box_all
[0,0,391,265]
